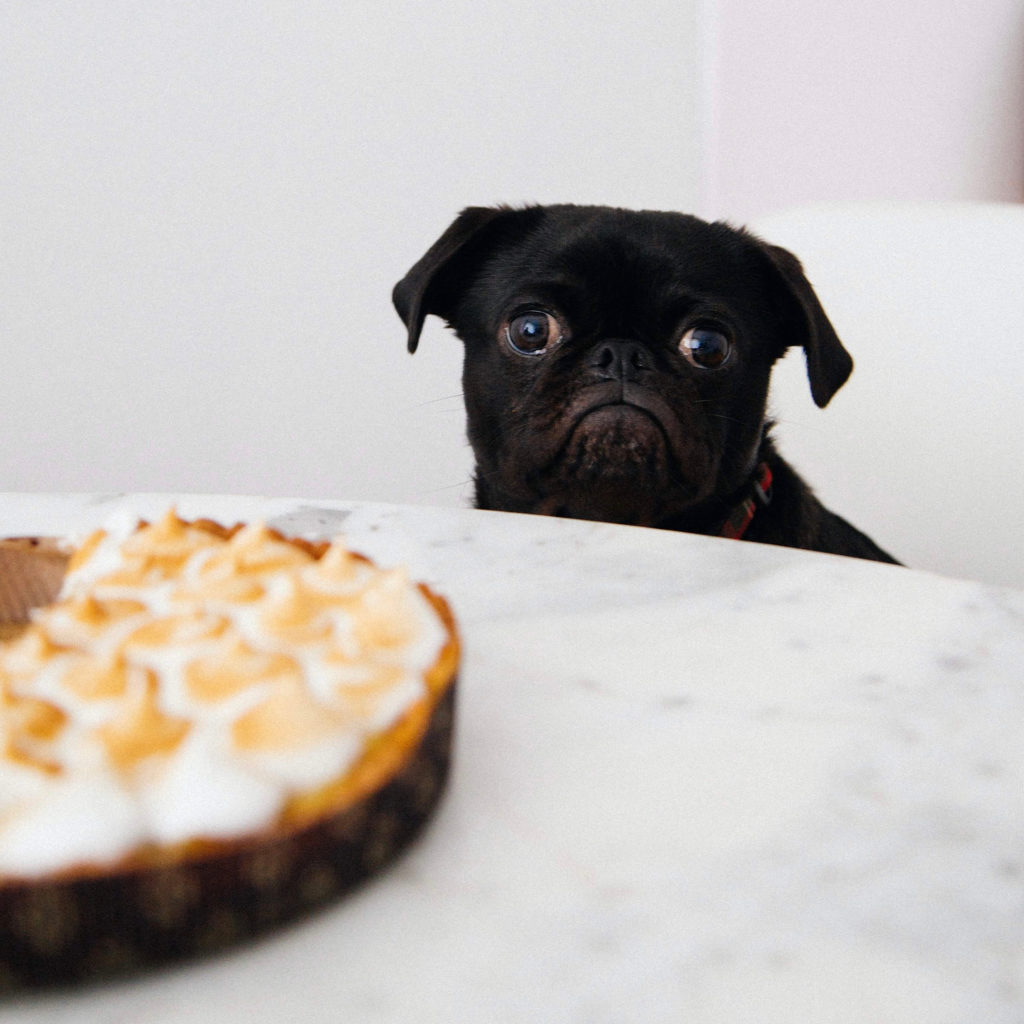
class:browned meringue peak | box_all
[65,525,107,575]
[1,736,62,777]
[184,637,302,703]
[49,595,147,638]
[0,680,67,776]
[350,569,420,651]
[82,561,152,591]
[60,650,131,701]
[0,682,67,744]
[122,611,229,653]
[231,677,350,752]
[333,663,408,719]
[303,542,363,592]
[0,624,65,681]
[169,567,265,606]
[117,507,223,577]
[257,576,335,644]
[201,521,314,579]
[93,668,191,773]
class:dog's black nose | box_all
[586,340,651,382]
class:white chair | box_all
[748,201,1024,588]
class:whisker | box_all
[708,412,757,428]
[410,392,465,409]
[419,478,476,496]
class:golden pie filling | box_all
[0,510,459,882]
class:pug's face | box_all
[394,205,851,527]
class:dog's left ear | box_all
[756,239,853,408]
[393,206,516,353]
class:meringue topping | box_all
[0,510,449,878]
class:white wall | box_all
[4,2,1022,512]
[703,0,1024,222]
[0,1,702,503]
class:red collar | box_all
[720,462,773,540]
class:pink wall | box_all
[702,1,1024,223]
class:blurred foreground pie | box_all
[0,511,459,988]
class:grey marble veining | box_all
[3,492,1024,1023]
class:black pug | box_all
[393,204,898,564]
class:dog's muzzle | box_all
[571,339,687,453]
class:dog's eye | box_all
[506,311,561,355]
[679,326,732,369]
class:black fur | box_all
[394,204,898,564]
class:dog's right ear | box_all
[392,206,512,353]
[752,237,854,408]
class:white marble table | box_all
[3,492,1024,1024]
